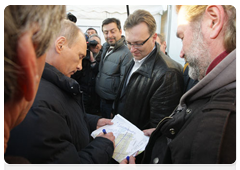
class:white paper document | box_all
[91,114,149,163]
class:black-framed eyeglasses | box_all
[127,34,152,49]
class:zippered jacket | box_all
[113,43,184,130]
[96,36,132,100]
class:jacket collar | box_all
[180,49,236,106]
[132,43,159,78]
[103,35,126,53]
[42,63,81,94]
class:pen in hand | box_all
[126,156,130,162]
[102,129,107,134]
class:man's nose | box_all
[130,45,137,53]
[180,48,185,58]
[107,32,113,38]
[77,61,82,71]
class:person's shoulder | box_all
[102,42,109,48]
[159,53,183,72]
[116,44,131,56]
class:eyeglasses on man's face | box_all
[127,34,152,49]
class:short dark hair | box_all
[102,18,121,31]
[86,27,98,34]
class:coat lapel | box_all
[120,61,134,99]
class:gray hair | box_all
[55,19,82,48]
[4,5,66,103]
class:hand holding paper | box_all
[91,114,149,163]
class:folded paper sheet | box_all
[91,114,149,162]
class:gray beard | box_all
[188,60,200,81]
[185,23,211,81]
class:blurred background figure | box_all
[156,33,170,57]
[85,27,98,41]
[88,34,102,62]
[72,34,102,115]
[4,5,66,163]
[86,27,98,36]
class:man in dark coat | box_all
[114,10,183,164]
[122,5,236,164]
[5,20,115,164]
[113,10,184,131]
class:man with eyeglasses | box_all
[112,9,183,133]
[113,10,183,163]
[96,18,132,119]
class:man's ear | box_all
[163,41,167,48]
[55,36,66,54]
[205,5,225,39]
[152,33,157,42]
[119,28,122,35]
[17,31,37,101]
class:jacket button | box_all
[71,86,73,89]
[169,128,175,135]
[153,157,159,164]
[186,108,192,114]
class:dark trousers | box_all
[100,99,114,118]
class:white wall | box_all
[167,5,185,66]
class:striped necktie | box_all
[107,47,113,53]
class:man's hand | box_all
[97,132,115,148]
[118,156,137,170]
[96,118,113,129]
[89,51,95,62]
[143,128,156,136]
